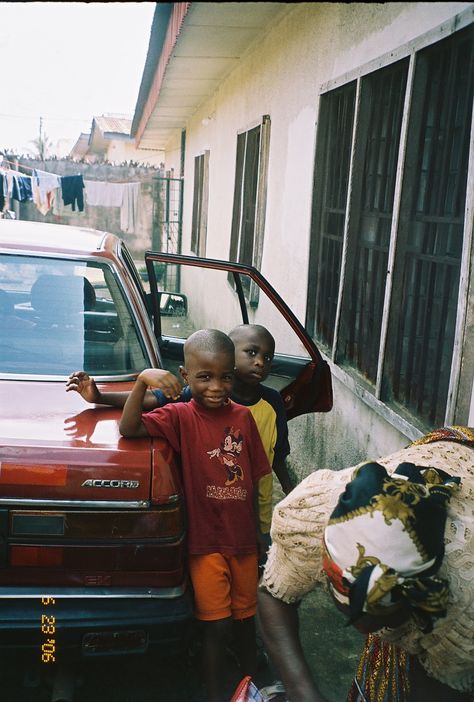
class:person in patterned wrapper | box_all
[258,427,474,702]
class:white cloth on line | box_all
[32,169,61,215]
[84,180,125,207]
[120,182,140,234]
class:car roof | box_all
[0,219,119,257]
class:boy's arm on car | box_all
[119,369,169,437]
[66,370,182,409]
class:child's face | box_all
[180,350,234,409]
[233,329,275,387]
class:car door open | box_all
[145,252,332,420]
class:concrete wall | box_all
[104,140,164,167]
[15,159,164,261]
[161,2,474,476]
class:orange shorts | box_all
[188,552,258,622]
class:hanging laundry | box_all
[84,180,125,207]
[32,169,61,216]
[0,173,7,211]
[0,159,146,226]
[10,173,33,202]
[120,182,140,234]
[61,174,85,212]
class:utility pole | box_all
[39,117,43,160]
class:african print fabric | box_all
[346,634,410,702]
[411,425,474,448]
[262,432,474,692]
[323,461,460,626]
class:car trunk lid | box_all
[0,380,152,503]
[0,379,186,589]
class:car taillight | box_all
[9,543,183,571]
[0,464,68,486]
[10,509,183,539]
[10,546,64,567]
[151,445,183,505]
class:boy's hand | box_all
[273,457,296,495]
[66,371,101,404]
[138,369,182,399]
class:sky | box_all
[0,2,156,156]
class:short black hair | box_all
[184,329,235,364]
[228,324,275,348]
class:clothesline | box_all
[0,162,141,233]
[0,158,140,184]
[1,159,37,173]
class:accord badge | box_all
[81,479,140,489]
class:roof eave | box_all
[132,3,291,151]
[131,2,175,139]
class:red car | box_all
[0,219,331,659]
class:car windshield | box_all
[0,254,149,377]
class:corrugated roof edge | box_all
[131,3,173,139]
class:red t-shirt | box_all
[141,399,271,556]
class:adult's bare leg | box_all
[257,587,328,702]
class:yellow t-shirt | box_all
[242,386,290,533]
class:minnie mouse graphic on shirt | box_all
[207,426,244,486]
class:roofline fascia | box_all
[131,3,172,138]
[103,132,133,141]
[132,2,191,145]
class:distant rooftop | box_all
[93,115,132,137]
[69,133,90,160]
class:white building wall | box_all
[163,2,473,475]
[105,140,164,167]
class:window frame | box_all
[229,115,271,306]
[190,150,210,257]
[306,8,474,434]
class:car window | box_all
[151,261,310,353]
[0,254,149,377]
[148,259,312,391]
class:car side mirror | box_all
[158,292,187,317]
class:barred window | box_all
[386,28,474,424]
[346,61,408,382]
[307,24,474,428]
[307,84,356,347]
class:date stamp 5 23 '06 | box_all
[40,597,56,664]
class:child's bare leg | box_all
[202,617,232,702]
[233,615,257,679]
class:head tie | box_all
[323,461,460,630]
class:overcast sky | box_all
[0,2,155,156]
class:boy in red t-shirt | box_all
[119,329,271,702]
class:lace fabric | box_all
[261,441,474,691]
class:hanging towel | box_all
[32,169,61,215]
[84,180,125,207]
[120,182,140,234]
[61,174,85,212]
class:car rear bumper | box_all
[0,585,194,656]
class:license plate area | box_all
[82,629,148,656]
